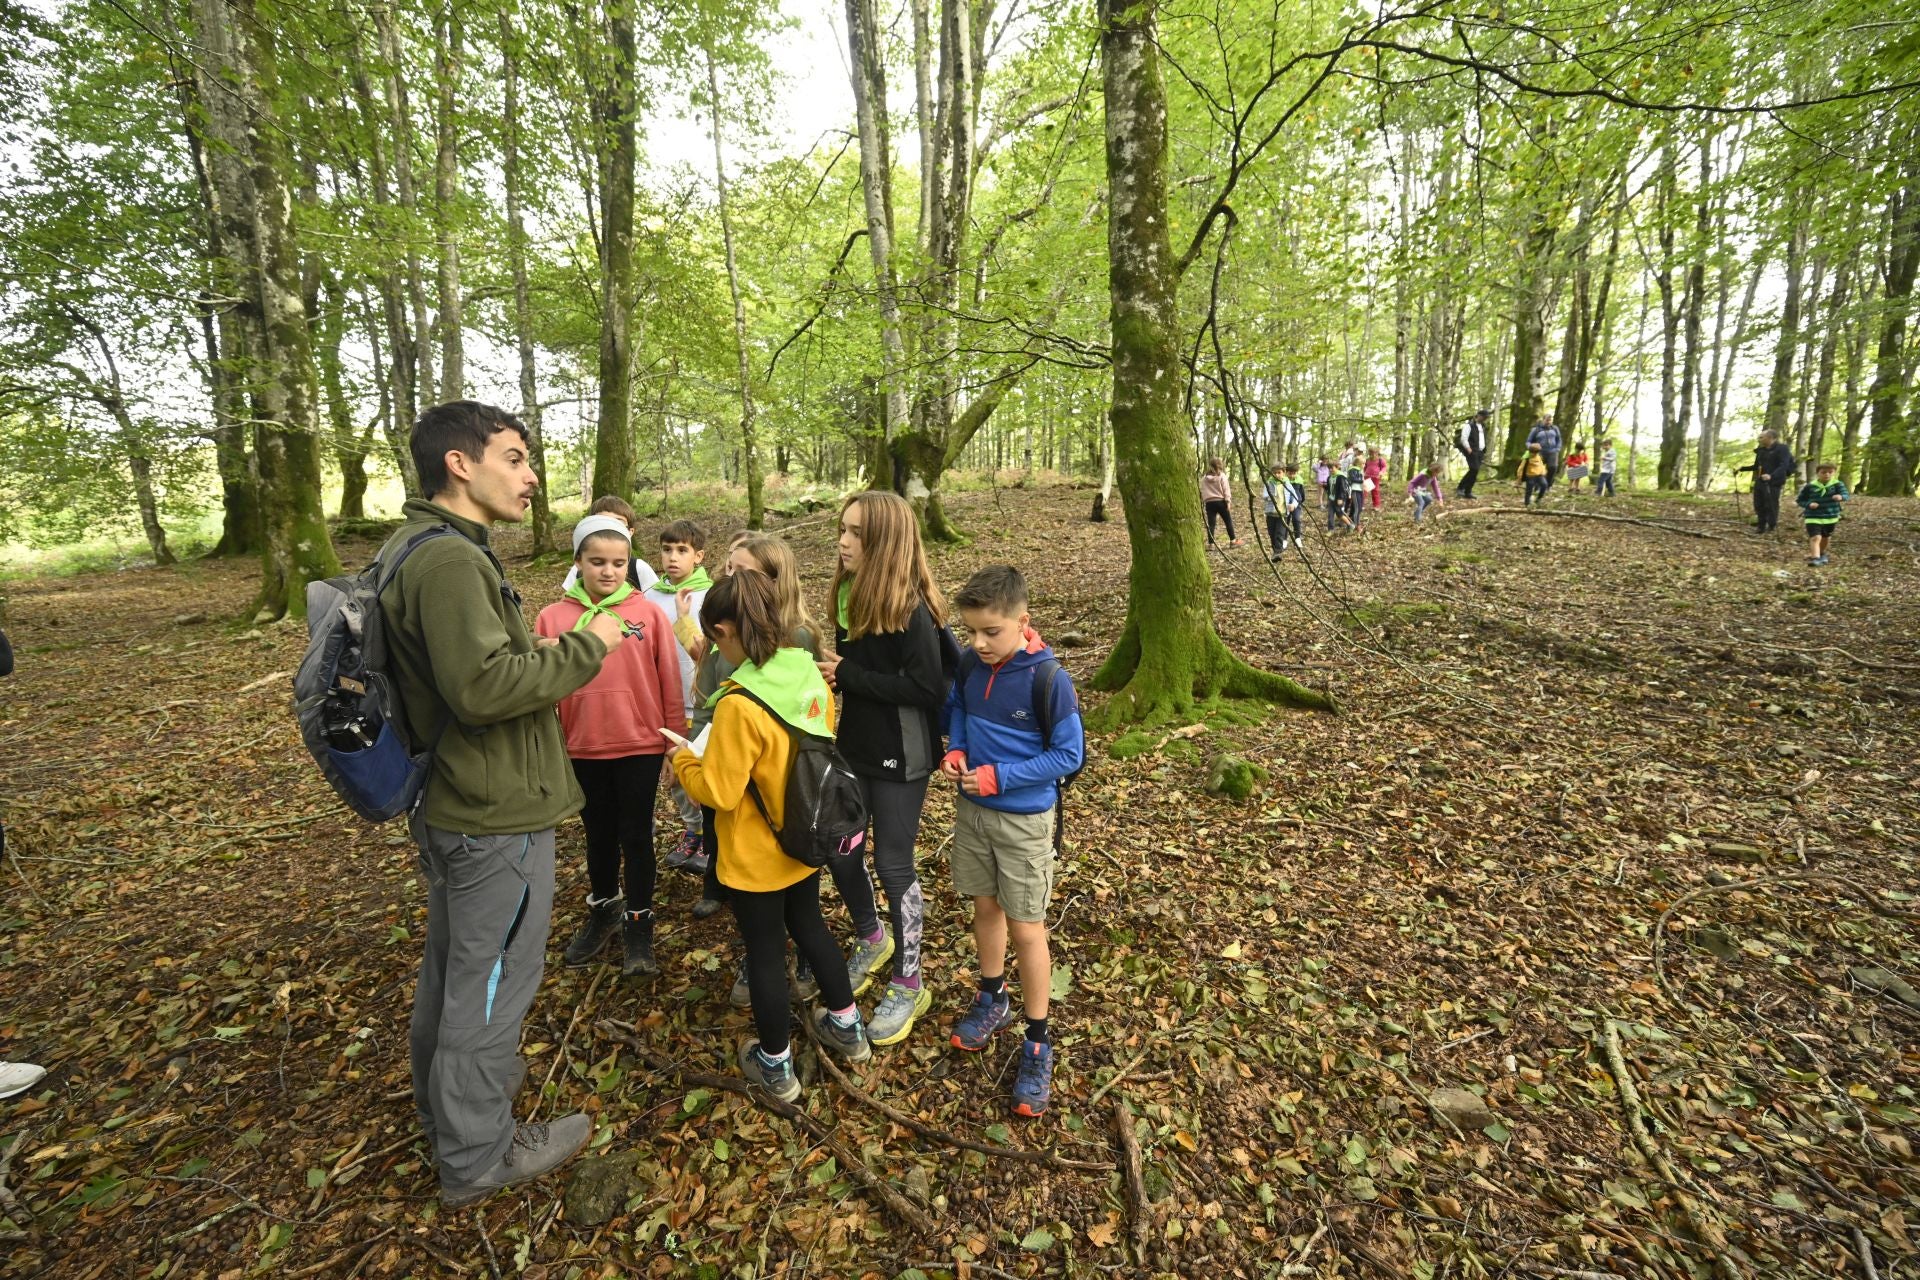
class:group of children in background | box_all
[533,492,1084,1117]
[1204,433,1628,555]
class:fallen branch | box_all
[286,1226,397,1279]
[1112,1097,1151,1256]
[1084,1046,1154,1111]
[1600,1020,1744,1280]
[799,1018,1112,1172]
[596,1020,934,1236]
[1722,629,1920,673]
[1852,1225,1881,1280]
[1438,505,1727,540]
[238,670,293,694]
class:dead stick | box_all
[1085,1047,1154,1112]
[1112,1097,1151,1256]
[1852,1226,1881,1280]
[536,964,608,1120]
[1601,1020,1743,1280]
[286,1226,397,1279]
[800,1018,1113,1172]
[597,1020,934,1235]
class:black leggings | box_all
[731,873,855,1054]
[1204,499,1236,543]
[826,774,928,981]
[571,754,664,907]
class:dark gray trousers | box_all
[408,819,555,1183]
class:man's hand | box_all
[585,610,626,655]
[817,654,841,689]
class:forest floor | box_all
[3,481,1920,1280]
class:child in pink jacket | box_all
[535,515,687,979]
[1363,448,1388,510]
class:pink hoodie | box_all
[534,592,687,759]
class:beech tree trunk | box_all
[432,3,464,399]
[584,0,637,501]
[1807,255,1853,471]
[1091,0,1331,726]
[191,0,340,619]
[844,0,910,467]
[1501,213,1554,476]
[1862,156,1920,496]
[705,45,763,529]
[500,10,554,554]
[373,1,436,409]
[317,275,369,519]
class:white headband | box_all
[572,514,633,555]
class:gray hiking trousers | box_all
[407,819,555,1183]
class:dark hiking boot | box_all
[622,909,659,978]
[440,1113,592,1209]
[563,896,624,967]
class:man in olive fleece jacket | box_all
[380,401,626,1208]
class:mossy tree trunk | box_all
[1092,0,1332,727]
[193,0,340,619]
[500,10,555,555]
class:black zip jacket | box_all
[835,601,948,781]
[1740,441,1795,487]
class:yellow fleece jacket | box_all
[670,685,837,893]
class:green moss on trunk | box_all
[1094,0,1332,728]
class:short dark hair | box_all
[412,401,528,498]
[658,519,706,551]
[588,495,637,527]
[953,564,1028,618]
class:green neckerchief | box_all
[836,577,852,631]
[722,647,834,736]
[650,565,714,598]
[565,580,635,631]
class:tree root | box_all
[1437,506,1727,540]
[596,1020,934,1236]
[1092,624,1337,726]
[799,1018,1113,1172]
[1600,1020,1745,1280]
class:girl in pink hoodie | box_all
[1363,448,1388,510]
[535,516,687,979]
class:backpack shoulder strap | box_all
[375,523,459,594]
[1030,657,1062,750]
[716,684,813,834]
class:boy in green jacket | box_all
[1795,461,1848,567]
[379,401,626,1208]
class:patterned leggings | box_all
[827,775,929,981]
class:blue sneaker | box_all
[950,989,1014,1051]
[1011,1039,1054,1117]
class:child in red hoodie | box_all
[536,515,687,978]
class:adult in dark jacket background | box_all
[1738,430,1796,534]
[1455,408,1491,498]
[819,491,951,1048]
[1527,413,1564,488]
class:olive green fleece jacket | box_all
[378,499,606,834]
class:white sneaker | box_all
[0,1061,47,1099]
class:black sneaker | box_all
[691,897,723,919]
[563,896,624,967]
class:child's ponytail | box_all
[700,569,783,667]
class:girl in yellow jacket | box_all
[670,570,872,1100]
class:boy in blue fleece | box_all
[940,565,1085,1117]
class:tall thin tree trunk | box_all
[705,45,763,529]
[500,10,553,553]
[586,0,637,500]
[844,0,909,475]
[1762,217,1808,443]
[1807,255,1853,471]
[373,1,436,408]
[318,274,369,519]
[1863,156,1920,495]
[432,3,464,398]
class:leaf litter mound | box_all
[2,485,1918,1280]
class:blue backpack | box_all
[292,525,466,822]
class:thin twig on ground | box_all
[1112,1097,1151,1256]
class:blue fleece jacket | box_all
[942,628,1084,815]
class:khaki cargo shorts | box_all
[950,797,1056,922]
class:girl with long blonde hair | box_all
[817,491,950,1047]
